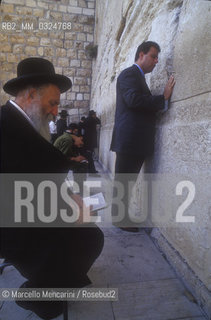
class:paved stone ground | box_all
[0,163,207,320]
[67,223,207,320]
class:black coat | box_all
[110,64,165,156]
[56,118,67,137]
[83,116,101,150]
[0,101,70,174]
[0,101,103,287]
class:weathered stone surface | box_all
[25,0,36,7]
[91,0,211,317]
[64,40,74,49]
[78,0,87,8]
[40,37,51,46]
[76,68,92,77]
[82,8,94,16]
[1,62,14,72]
[0,0,95,112]
[77,32,86,41]
[26,36,39,46]
[12,44,23,53]
[0,53,7,62]
[80,85,90,92]
[172,0,211,101]
[56,48,67,58]
[37,47,44,56]
[25,46,37,55]
[33,8,44,17]
[0,4,14,13]
[43,47,55,57]
[58,4,67,13]
[67,6,82,14]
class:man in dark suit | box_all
[110,41,175,232]
[0,58,104,319]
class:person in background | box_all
[56,109,68,137]
[54,124,86,164]
[49,115,58,143]
[78,116,86,137]
[54,123,88,191]
[68,122,79,136]
[83,110,101,174]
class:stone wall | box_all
[91,0,211,317]
[0,0,95,122]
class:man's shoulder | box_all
[54,132,72,144]
[1,100,27,125]
[118,64,139,79]
[1,100,13,110]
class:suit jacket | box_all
[110,64,165,156]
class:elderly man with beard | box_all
[0,58,104,320]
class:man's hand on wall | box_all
[164,75,176,100]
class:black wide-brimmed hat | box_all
[3,57,72,96]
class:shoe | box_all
[16,300,63,320]
[119,227,139,232]
[16,282,63,320]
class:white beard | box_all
[25,103,51,142]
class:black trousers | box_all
[112,153,145,227]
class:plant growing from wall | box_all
[85,43,98,59]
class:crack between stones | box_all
[166,1,184,76]
[171,90,211,103]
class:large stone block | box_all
[64,40,74,49]
[58,5,67,13]
[43,47,55,57]
[4,0,23,5]
[78,0,87,8]
[1,4,14,13]
[172,0,211,101]
[73,77,87,85]
[68,6,82,14]
[82,8,94,16]
[1,62,14,72]
[25,46,37,55]
[25,0,36,7]
[58,57,69,67]
[56,48,67,57]
[70,59,81,67]
[33,8,44,18]
[40,38,51,46]
[0,53,7,62]
[1,44,12,52]
[26,36,39,46]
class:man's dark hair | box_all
[88,110,96,117]
[68,123,79,131]
[135,41,160,61]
